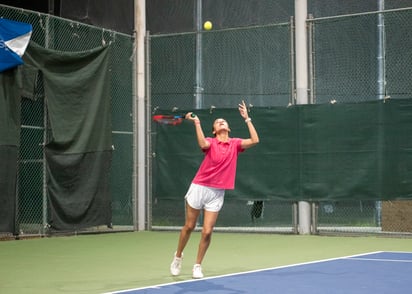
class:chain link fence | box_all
[151,8,412,236]
[0,5,134,238]
[2,4,412,238]
[150,21,297,233]
[309,8,412,236]
[150,22,292,111]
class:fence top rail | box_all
[150,21,291,39]
[307,6,412,23]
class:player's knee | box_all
[184,223,196,232]
[201,228,213,239]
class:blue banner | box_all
[0,18,32,72]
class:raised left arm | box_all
[238,100,259,149]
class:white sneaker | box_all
[170,252,183,276]
[192,264,204,279]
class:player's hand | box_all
[238,100,249,120]
[185,112,199,123]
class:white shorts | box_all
[185,183,225,212]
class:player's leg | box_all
[195,186,225,265]
[176,202,201,257]
[195,209,219,264]
[171,202,200,276]
[192,209,219,278]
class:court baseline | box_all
[106,251,412,294]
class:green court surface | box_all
[1,231,411,294]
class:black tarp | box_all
[0,68,20,233]
[23,42,112,230]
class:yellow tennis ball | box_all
[204,21,212,31]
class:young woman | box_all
[170,100,259,278]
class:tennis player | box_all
[170,100,259,278]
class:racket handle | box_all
[190,113,196,118]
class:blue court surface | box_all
[107,251,412,294]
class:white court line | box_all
[102,251,409,294]
[346,257,412,263]
[345,251,412,263]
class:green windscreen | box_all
[153,98,412,202]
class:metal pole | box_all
[194,0,203,109]
[145,31,152,230]
[377,0,385,100]
[134,0,146,230]
[308,14,315,104]
[376,0,385,227]
[290,16,296,105]
[295,0,311,234]
[42,15,51,235]
[311,202,318,234]
[292,202,299,234]
[295,0,308,105]
[42,93,48,235]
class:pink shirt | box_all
[192,137,244,190]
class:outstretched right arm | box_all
[186,112,210,150]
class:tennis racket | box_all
[152,113,196,125]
